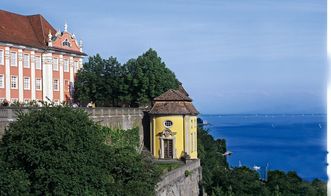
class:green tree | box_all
[125,49,179,106]
[197,118,326,196]
[197,125,229,195]
[74,54,106,105]
[0,107,159,195]
[0,159,30,195]
[75,49,179,107]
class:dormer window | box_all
[62,39,71,47]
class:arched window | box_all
[62,39,71,47]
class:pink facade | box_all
[0,10,86,104]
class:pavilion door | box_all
[164,139,173,159]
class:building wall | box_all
[152,115,185,159]
[151,115,198,159]
[0,44,83,104]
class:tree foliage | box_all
[0,107,159,195]
[197,119,326,196]
[74,49,179,107]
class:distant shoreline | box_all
[199,113,326,116]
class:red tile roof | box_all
[0,10,85,55]
[149,101,199,115]
[154,89,192,101]
[150,89,199,115]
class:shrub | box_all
[0,106,159,195]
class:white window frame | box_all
[23,77,30,90]
[0,74,4,88]
[23,54,30,68]
[10,52,17,66]
[53,79,59,91]
[35,56,41,70]
[0,50,4,65]
[64,59,69,72]
[53,58,59,71]
[35,78,42,91]
[11,75,18,89]
[164,120,173,128]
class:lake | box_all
[200,114,327,181]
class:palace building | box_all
[149,88,199,159]
[0,10,86,104]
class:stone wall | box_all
[0,107,145,143]
[0,107,203,196]
[156,159,202,196]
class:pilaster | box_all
[184,115,191,154]
[30,51,36,100]
[69,57,74,83]
[4,47,10,101]
[59,55,64,102]
[18,49,23,102]
[42,53,53,102]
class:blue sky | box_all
[2,0,326,114]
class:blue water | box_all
[200,114,327,181]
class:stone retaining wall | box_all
[0,107,145,143]
[156,159,202,196]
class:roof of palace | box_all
[0,10,85,55]
[150,89,199,115]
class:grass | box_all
[155,162,183,174]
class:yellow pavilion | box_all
[149,88,199,160]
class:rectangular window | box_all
[53,58,58,71]
[24,77,30,90]
[10,52,17,66]
[0,75,4,88]
[36,78,42,90]
[53,79,59,91]
[35,56,41,70]
[23,54,30,68]
[11,76,17,89]
[0,50,4,65]
[64,59,69,72]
